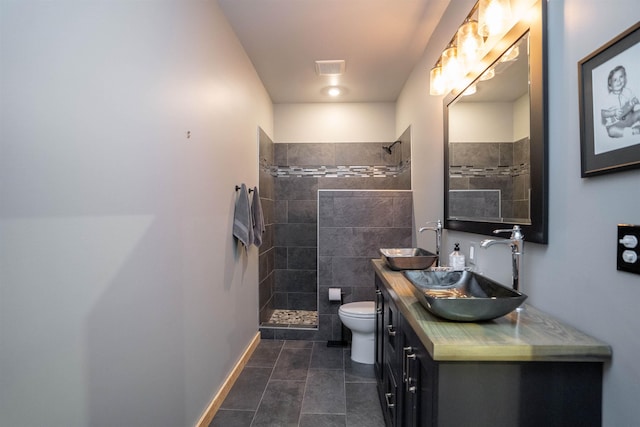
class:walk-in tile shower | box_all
[257,127,412,341]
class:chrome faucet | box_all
[419,220,442,266]
[480,225,524,295]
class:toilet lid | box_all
[339,301,376,318]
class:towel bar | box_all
[235,185,254,193]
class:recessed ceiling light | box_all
[327,87,341,97]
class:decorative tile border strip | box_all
[260,158,411,178]
[449,163,529,178]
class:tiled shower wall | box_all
[259,127,412,340]
[318,190,413,342]
[448,137,530,221]
[258,128,276,325]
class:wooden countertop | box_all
[373,259,612,362]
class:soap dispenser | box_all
[449,243,465,271]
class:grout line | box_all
[248,340,284,427]
[296,341,313,426]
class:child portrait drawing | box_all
[590,39,640,155]
[600,65,640,138]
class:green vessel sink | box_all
[402,270,527,322]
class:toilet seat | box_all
[339,301,376,318]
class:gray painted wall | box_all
[399,0,640,425]
[0,2,272,426]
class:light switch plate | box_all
[617,224,640,275]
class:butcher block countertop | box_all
[373,259,612,362]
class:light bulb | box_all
[441,46,464,88]
[327,87,341,97]
[456,20,484,69]
[478,0,512,38]
[429,65,447,96]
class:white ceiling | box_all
[217,0,450,104]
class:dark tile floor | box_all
[210,340,385,427]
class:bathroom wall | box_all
[260,128,412,339]
[258,128,276,325]
[0,2,273,426]
[398,0,640,424]
[318,190,413,341]
[275,102,396,143]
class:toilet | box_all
[338,301,376,364]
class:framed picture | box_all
[578,22,640,177]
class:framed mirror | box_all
[444,0,548,244]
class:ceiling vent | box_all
[315,60,346,76]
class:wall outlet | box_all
[617,224,640,275]
[469,242,477,265]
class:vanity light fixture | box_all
[441,45,464,88]
[456,19,484,69]
[478,0,512,38]
[429,63,446,96]
[428,0,518,96]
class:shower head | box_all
[383,140,401,155]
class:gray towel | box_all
[251,186,265,247]
[233,184,254,248]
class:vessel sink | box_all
[402,270,527,322]
[380,248,438,271]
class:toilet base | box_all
[350,332,375,364]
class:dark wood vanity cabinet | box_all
[398,318,436,427]
[375,278,401,426]
[374,264,610,427]
[376,275,437,427]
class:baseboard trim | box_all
[195,331,261,427]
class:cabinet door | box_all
[401,317,437,427]
[375,277,402,427]
[381,361,399,427]
[375,283,384,378]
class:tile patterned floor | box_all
[210,340,385,427]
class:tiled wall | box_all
[272,140,410,312]
[318,190,413,341]
[258,128,276,325]
[448,137,530,221]
[260,127,412,340]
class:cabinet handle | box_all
[375,290,383,314]
[384,392,395,408]
[402,346,412,383]
[405,349,417,393]
[387,325,396,337]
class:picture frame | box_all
[578,22,640,177]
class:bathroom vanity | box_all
[373,259,611,427]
